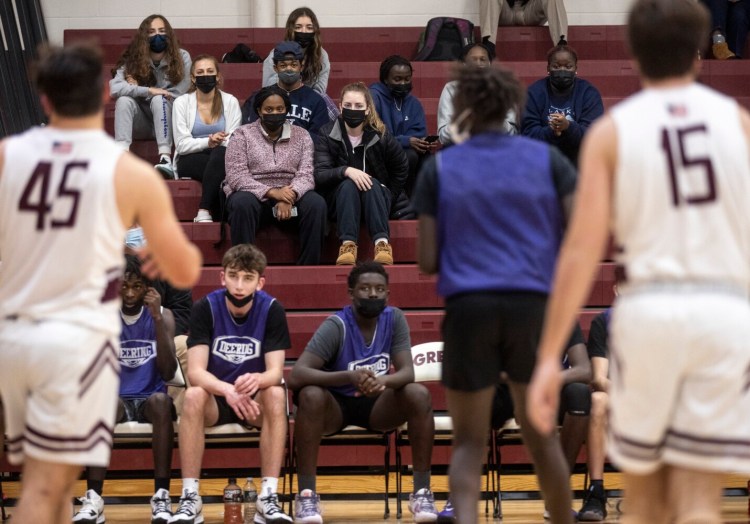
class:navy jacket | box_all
[243,84,332,135]
[369,82,427,149]
[521,76,604,166]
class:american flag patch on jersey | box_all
[667,104,688,117]
[52,141,73,154]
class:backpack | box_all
[221,43,263,63]
[413,17,475,61]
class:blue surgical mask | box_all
[125,226,146,248]
[149,34,168,53]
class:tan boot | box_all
[336,242,357,265]
[712,41,736,60]
[374,242,393,265]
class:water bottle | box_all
[223,477,243,524]
[243,477,258,524]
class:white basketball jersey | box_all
[611,83,750,290]
[0,126,126,335]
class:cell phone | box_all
[424,135,440,143]
[272,206,298,218]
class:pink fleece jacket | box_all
[224,120,315,201]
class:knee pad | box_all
[560,382,591,416]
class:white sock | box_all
[343,240,355,246]
[261,477,278,495]
[182,478,199,493]
[374,238,388,245]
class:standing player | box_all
[0,44,201,524]
[528,1,750,523]
[413,65,578,524]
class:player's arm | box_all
[115,153,202,289]
[414,156,439,274]
[186,343,234,396]
[560,342,592,386]
[154,309,178,382]
[590,356,610,393]
[527,115,617,435]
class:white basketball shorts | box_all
[608,289,750,475]
[0,318,121,467]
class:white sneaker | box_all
[193,209,213,223]
[154,155,175,180]
[293,489,322,523]
[72,489,105,524]
[169,489,203,523]
[150,488,172,524]
[256,488,292,523]
[408,488,438,523]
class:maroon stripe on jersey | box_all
[79,340,119,398]
[22,420,114,452]
[100,267,122,303]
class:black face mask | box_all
[342,108,367,128]
[388,82,412,99]
[224,289,254,308]
[194,75,217,94]
[354,297,387,319]
[278,69,301,85]
[261,113,287,132]
[294,31,315,48]
[149,34,168,53]
[549,70,575,91]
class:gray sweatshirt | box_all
[110,48,192,100]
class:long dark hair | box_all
[283,7,323,85]
[112,14,184,86]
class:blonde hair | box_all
[189,54,223,123]
[340,82,385,135]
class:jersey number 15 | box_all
[661,124,716,207]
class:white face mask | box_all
[447,109,472,145]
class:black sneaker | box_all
[578,485,607,522]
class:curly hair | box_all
[112,14,184,87]
[451,66,525,137]
[340,82,386,135]
[379,55,412,83]
[348,261,389,289]
[283,7,323,87]
[189,54,224,122]
[123,254,153,288]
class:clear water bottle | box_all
[223,477,243,524]
[243,477,258,524]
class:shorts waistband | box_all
[620,281,749,299]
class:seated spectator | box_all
[172,245,292,524]
[437,42,518,146]
[288,262,437,524]
[262,7,330,95]
[109,14,191,178]
[491,324,591,519]
[172,54,241,223]
[244,42,333,135]
[700,0,749,58]
[578,293,617,522]
[314,82,408,266]
[73,255,177,524]
[479,0,568,47]
[370,56,436,196]
[225,86,326,266]
[521,41,603,167]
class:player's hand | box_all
[358,375,386,397]
[350,369,375,389]
[591,376,610,393]
[134,245,162,281]
[234,373,261,397]
[409,136,430,154]
[526,357,562,436]
[143,287,162,318]
[345,167,373,191]
[225,387,261,421]
[274,202,293,221]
